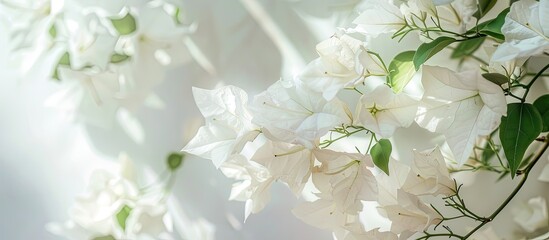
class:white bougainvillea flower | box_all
[118,4,195,67]
[352,0,405,37]
[512,196,548,233]
[6,0,193,130]
[391,0,476,36]
[292,199,350,230]
[492,0,549,62]
[221,136,313,219]
[431,0,477,34]
[183,86,259,168]
[381,190,442,234]
[125,202,172,239]
[329,217,386,240]
[1,0,64,50]
[251,139,313,196]
[484,44,527,80]
[220,154,273,220]
[11,34,66,81]
[62,11,118,70]
[313,149,378,214]
[109,5,196,112]
[293,149,380,234]
[1,0,66,80]
[69,170,139,237]
[299,32,386,100]
[374,158,410,206]
[401,147,455,196]
[45,67,121,127]
[451,0,477,32]
[252,80,351,148]
[47,155,172,240]
[415,65,507,166]
[355,84,419,139]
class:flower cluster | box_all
[184,0,549,238]
[1,0,194,128]
[46,154,177,240]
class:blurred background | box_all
[0,0,548,239]
[0,0,360,239]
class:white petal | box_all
[292,199,347,230]
[416,66,506,165]
[352,0,405,37]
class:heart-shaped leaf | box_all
[499,103,543,178]
[371,139,392,175]
[451,37,486,59]
[482,73,509,85]
[413,36,456,70]
[467,8,509,41]
[387,51,416,93]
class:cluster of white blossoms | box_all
[47,155,174,240]
[1,0,194,129]
[184,0,549,238]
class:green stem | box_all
[417,233,464,240]
[521,63,549,102]
[462,134,549,239]
[525,73,549,77]
[320,126,368,148]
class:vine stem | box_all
[417,233,463,240]
[521,63,549,102]
[462,134,549,239]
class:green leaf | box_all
[499,152,535,182]
[116,205,132,230]
[93,236,116,240]
[111,13,137,35]
[371,139,392,175]
[167,152,185,171]
[387,51,416,93]
[451,37,485,59]
[58,52,71,66]
[52,69,60,81]
[469,8,509,41]
[52,52,71,80]
[499,103,543,178]
[174,7,183,25]
[49,25,57,38]
[110,53,131,64]
[533,94,549,132]
[473,0,498,19]
[413,36,456,70]
[482,73,508,85]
